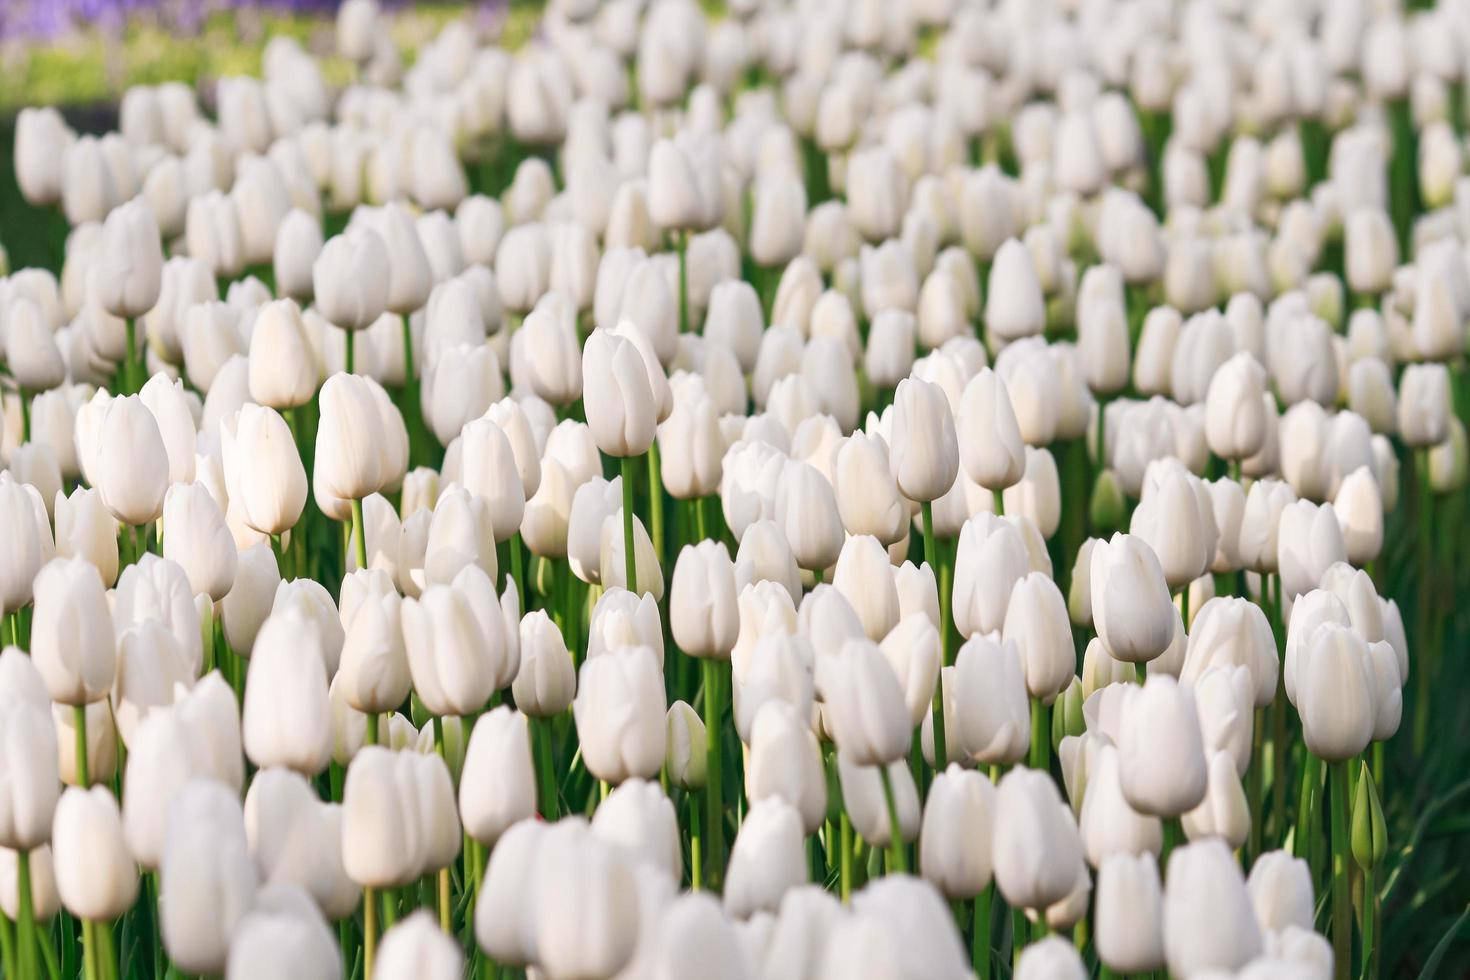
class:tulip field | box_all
[2,0,1470,978]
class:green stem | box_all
[839,811,853,902]
[35,919,56,980]
[16,850,35,980]
[1362,864,1377,980]
[922,502,947,770]
[877,764,907,873]
[73,704,89,788]
[1248,707,1264,863]
[693,495,708,543]
[620,456,638,594]
[344,328,356,376]
[438,867,451,933]
[124,318,138,394]
[0,911,13,980]
[647,445,665,565]
[702,658,725,889]
[535,717,558,820]
[1297,754,1320,866]
[1029,697,1049,773]
[365,712,379,746]
[81,919,97,980]
[350,498,368,572]
[1162,816,1181,872]
[1331,761,1351,980]
[147,871,164,980]
[689,791,703,891]
[19,389,30,444]
[363,886,376,980]
[506,533,526,607]
[95,922,116,980]
[974,887,992,980]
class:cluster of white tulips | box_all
[1,0,1466,977]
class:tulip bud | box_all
[573,645,666,784]
[993,767,1085,912]
[161,482,237,602]
[1090,533,1176,664]
[1294,622,1375,761]
[52,786,139,922]
[31,557,114,706]
[0,699,59,851]
[958,368,1025,492]
[723,797,806,919]
[1095,853,1165,973]
[774,460,844,575]
[665,701,708,791]
[459,708,535,846]
[890,378,960,503]
[583,330,657,458]
[1398,362,1452,448]
[919,765,995,899]
[1118,675,1208,818]
[313,228,390,332]
[1247,849,1315,935]
[402,564,513,717]
[315,372,392,502]
[986,239,1045,342]
[532,819,639,977]
[820,639,911,766]
[1344,208,1397,295]
[1351,763,1387,872]
[93,199,164,320]
[244,609,332,776]
[1162,839,1264,975]
[669,541,739,660]
[377,911,462,980]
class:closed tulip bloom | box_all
[0,478,51,612]
[773,460,844,575]
[1003,572,1076,703]
[160,484,236,606]
[958,368,1025,491]
[1090,534,1176,664]
[0,700,60,850]
[1398,362,1452,447]
[1095,853,1165,973]
[459,708,535,846]
[531,820,640,978]
[244,609,332,775]
[248,299,318,409]
[1277,500,1347,600]
[1079,744,1162,867]
[658,383,723,500]
[31,557,114,706]
[599,508,664,599]
[724,797,806,920]
[14,107,71,206]
[511,601,579,709]
[1205,352,1268,460]
[670,541,739,659]
[820,638,911,766]
[993,767,1085,912]
[377,912,462,980]
[591,777,681,880]
[315,372,387,502]
[750,175,808,268]
[458,416,526,540]
[831,432,907,546]
[1429,417,1469,492]
[745,700,824,832]
[341,747,425,888]
[1344,208,1397,295]
[1014,936,1086,980]
[314,229,389,332]
[336,586,410,716]
[6,298,65,393]
[985,239,1045,342]
[952,515,1030,638]
[241,772,352,920]
[226,885,342,980]
[829,535,898,643]
[573,645,666,784]
[665,701,707,791]
[920,765,996,899]
[890,378,959,503]
[1118,675,1208,818]
[51,786,139,922]
[517,303,582,406]
[1181,749,1250,848]
[273,209,323,302]
[221,543,280,656]
[1247,850,1315,935]
[473,818,546,966]
[83,393,167,526]
[1182,598,1278,709]
[583,330,657,458]
[402,564,512,716]
[1163,839,1264,975]
[93,199,163,319]
[1295,622,1376,761]
[1129,466,1217,591]
[950,635,1030,764]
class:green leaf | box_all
[1415,905,1470,980]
